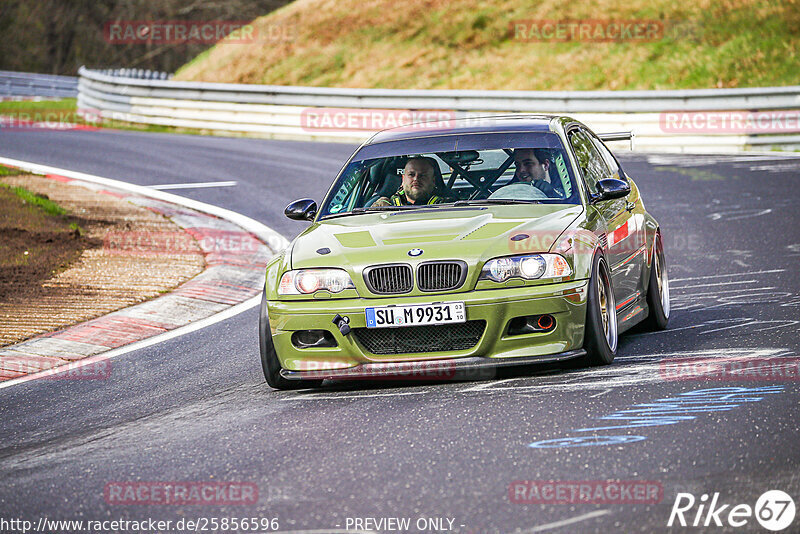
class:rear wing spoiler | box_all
[598,131,635,150]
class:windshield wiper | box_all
[353,205,421,212]
[453,199,540,206]
[321,205,419,219]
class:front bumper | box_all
[280,349,587,381]
[266,279,589,372]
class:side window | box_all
[588,133,624,181]
[326,162,366,214]
[567,128,611,195]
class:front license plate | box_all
[365,302,466,328]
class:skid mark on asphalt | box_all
[746,162,800,173]
[667,268,796,314]
[455,349,794,396]
[278,348,794,401]
[460,378,519,392]
[670,269,785,283]
[672,289,795,313]
[517,510,611,533]
[630,317,799,337]
[674,279,757,290]
[708,208,772,221]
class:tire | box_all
[259,290,323,390]
[583,253,618,366]
[641,233,670,331]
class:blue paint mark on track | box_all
[529,386,784,448]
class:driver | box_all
[508,148,562,197]
[373,157,448,206]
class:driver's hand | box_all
[372,197,391,207]
[531,180,557,197]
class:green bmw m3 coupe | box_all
[260,115,670,389]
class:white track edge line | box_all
[0,156,289,253]
[149,181,238,190]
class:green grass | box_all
[0,98,78,112]
[0,165,23,176]
[174,0,800,91]
[0,183,68,216]
[0,99,214,136]
[68,222,85,236]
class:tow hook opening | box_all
[332,314,351,336]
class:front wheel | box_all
[583,253,618,366]
[642,233,670,330]
[259,290,323,390]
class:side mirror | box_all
[592,178,630,203]
[285,198,317,221]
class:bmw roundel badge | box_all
[408,248,423,257]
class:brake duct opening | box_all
[507,314,556,335]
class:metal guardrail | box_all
[0,71,79,99]
[77,67,800,152]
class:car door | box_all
[566,126,639,307]
[587,130,647,307]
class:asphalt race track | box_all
[1,127,799,533]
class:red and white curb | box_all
[0,157,288,388]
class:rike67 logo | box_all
[668,490,795,531]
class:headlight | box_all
[278,269,356,295]
[479,254,572,282]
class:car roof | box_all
[365,114,562,144]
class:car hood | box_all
[290,204,584,270]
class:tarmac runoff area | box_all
[0,164,284,384]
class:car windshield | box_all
[319,132,580,218]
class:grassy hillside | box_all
[174,0,799,90]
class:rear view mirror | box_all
[285,198,317,221]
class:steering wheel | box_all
[489,183,549,201]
